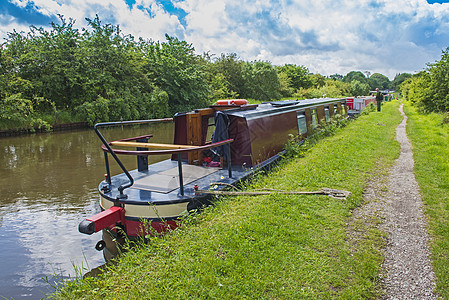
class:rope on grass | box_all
[209,182,240,190]
[195,188,351,199]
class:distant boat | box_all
[78,97,348,260]
[346,96,377,115]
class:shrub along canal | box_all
[0,122,173,299]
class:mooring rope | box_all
[195,187,351,199]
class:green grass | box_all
[52,101,403,299]
[404,102,449,298]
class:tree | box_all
[310,74,326,88]
[277,71,294,97]
[209,73,238,99]
[402,48,449,113]
[77,16,151,109]
[350,80,370,97]
[0,44,12,100]
[207,53,244,97]
[343,71,368,84]
[328,74,343,81]
[295,78,351,99]
[276,64,312,90]
[426,47,449,112]
[368,73,390,90]
[144,35,211,112]
[391,73,412,92]
[401,72,432,112]
[241,61,281,101]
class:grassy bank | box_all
[52,101,402,299]
[404,103,449,297]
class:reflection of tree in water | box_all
[0,122,174,208]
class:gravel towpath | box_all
[380,103,437,299]
[347,103,438,299]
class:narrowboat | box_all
[79,98,348,259]
[346,96,377,115]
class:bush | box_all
[361,102,377,115]
[442,112,449,124]
[149,88,170,119]
[350,80,370,97]
[294,80,351,99]
[0,93,50,130]
[75,96,109,126]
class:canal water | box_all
[0,122,173,299]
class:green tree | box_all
[350,80,370,97]
[310,74,326,88]
[343,71,368,84]
[77,16,151,109]
[3,16,84,110]
[144,35,211,112]
[276,64,312,90]
[405,48,449,113]
[0,93,49,130]
[401,72,432,112]
[368,73,390,90]
[3,30,39,99]
[0,45,8,100]
[425,48,449,112]
[391,73,411,92]
[277,71,294,97]
[329,74,343,81]
[294,78,351,99]
[207,53,244,97]
[209,73,238,100]
[242,61,281,101]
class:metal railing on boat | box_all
[94,119,234,199]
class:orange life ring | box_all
[216,99,248,106]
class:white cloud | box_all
[2,0,449,78]
[120,0,185,41]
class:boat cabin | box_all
[173,98,348,167]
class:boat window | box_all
[297,112,307,135]
[334,106,338,115]
[206,117,215,141]
[324,107,330,122]
[311,109,318,128]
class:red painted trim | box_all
[124,219,178,237]
[86,206,125,233]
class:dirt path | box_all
[347,103,438,299]
[378,103,437,299]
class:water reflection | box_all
[0,122,174,299]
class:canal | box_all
[0,122,174,299]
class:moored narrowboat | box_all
[347,96,376,115]
[79,98,348,259]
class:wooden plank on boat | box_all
[110,141,197,150]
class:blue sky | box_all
[2,0,449,79]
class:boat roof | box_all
[225,98,345,120]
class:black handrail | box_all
[94,118,234,198]
[94,119,173,199]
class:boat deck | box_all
[99,158,258,206]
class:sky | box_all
[2,0,449,79]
